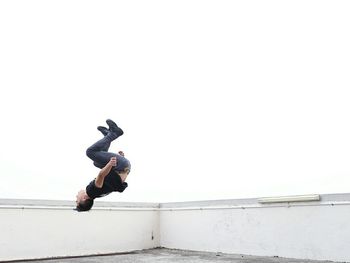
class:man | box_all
[75,119,131,211]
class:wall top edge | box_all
[1,193,350,209]
[160,193,350,208]
[0,199,160,208]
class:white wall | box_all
[0,200,160,261]
[160,194,350,262]
[2,194,350,262]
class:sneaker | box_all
[106,119,124,136]
[97,126,109,136]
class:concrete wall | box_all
[2,194,350,262]
[0,199,160,261]
[160,194,350,263]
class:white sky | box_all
[0,0,349,203]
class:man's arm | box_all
[94,157,117,188]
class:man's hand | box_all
[118,151,125,157]
[109,156,117,166]
[95,157,117,188]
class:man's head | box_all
[76,190,94,212]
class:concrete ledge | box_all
[3,192,350,210]
[160,192,350,209]
[0,199,159,208]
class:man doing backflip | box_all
[75,119,131,211]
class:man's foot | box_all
[106,119,124,136]
[97,126,109,136]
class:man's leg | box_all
[86,132,119,168]
[92,132,110,169]
[86,119,124,168]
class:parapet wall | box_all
[160,193,350,262]
[0,200,160,261]
[1,194,350,262]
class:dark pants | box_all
[86,133,118,169]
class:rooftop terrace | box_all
[1,193,350,263]
[5,248,335,263]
